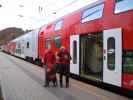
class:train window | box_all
[26,42,30,48]
[18,42,21,48]
[81,3,104,23]
[54,20,63,31]
[54,36,61,48]
[107,37,115,70]
[123,51,133,74]
[115,0,133,14]
[73,40,77,64]
[45,38,51,48]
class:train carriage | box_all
[5,29,40,63]
[39,0,133,91]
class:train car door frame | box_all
[103,28,122,87]
[70,35,80,75]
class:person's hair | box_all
[60,46,65,50]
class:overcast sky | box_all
[0,0,98,30]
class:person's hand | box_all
[64,55,68,59]
[56,56,59,60]
[43,65,46,68]
[47,68,50,72]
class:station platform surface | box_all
[0,52,131,100]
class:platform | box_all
[0,52,131,100]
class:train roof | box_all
[41,0,105,27]
[11,28,40,42]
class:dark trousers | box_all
[58,64,70,87]
[45,66,49,86]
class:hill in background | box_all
[0,27,31,45]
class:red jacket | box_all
[43,50,56,69]
[57,49,71,64]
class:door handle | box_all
[104,56,106,60]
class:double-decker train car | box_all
[3,29,40,63]
[38,0,133,91]
[3,0,133,93]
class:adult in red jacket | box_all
[57,46,71,88]
[43,45,56,87]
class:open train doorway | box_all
[80,33,103,81]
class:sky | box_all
[0,0,98,31]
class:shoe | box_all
[60,85,63,88]
[53,82,56,87]
[60,82,63,87]
[66,84,69,88]
[53,83,57,87]
[43,84,49,87]
[66,86,69,88]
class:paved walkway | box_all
[0,52,131,100]
[0,52,59,100]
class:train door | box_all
[70,35,80,75]
[80,33,103,81]
[103,28,122,87]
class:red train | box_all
[3,0,133,92]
